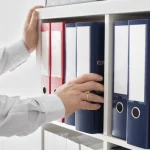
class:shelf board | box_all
[37,0,150,20]
[49,121,145,150]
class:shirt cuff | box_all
[35,94,65,122]
[5,40,30,71]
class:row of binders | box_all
[112,19,150,149]
[41,21,105,133]
[45,0,100,7]
[41,19,150,149]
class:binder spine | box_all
[62,23,66,85]
[147,20,150,148]
[65,23,76,82]
[86,23,105,105]
[65,113,75,126]
[65,23,76,126]
[127,19,150,148]
[41,23,51,94]
[75,22,94,133]
[75,22,105,133]
[61,22,66,123]
[112,21,128,140]
[50,22,65,93]
[91,23,105,133]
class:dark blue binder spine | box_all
[127,19,150,149]
[65,113,75,126]
[112,21,128,140]
[64,23,76,126]
[147,19,150,149]
[91,22,105,133]
[75,22,105,134]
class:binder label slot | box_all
[129,25,146,103]
[66,27,77,81]
[77,26,90,76]
[52,31,62,78]
[41,31,50,76]
[114,25,128,95]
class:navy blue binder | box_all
[112,21,129,140]
[127,19,150,149]
[64,23,76,126]
[65,113,75,126]
[75,22,105,134]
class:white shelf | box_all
[37,1,150,150]
[37,0,150,20]
[49,121,146,150]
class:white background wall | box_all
[0,0,45,150]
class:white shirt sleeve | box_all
[0,40,65,137]
[0,40,30,74]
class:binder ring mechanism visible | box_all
[116,102,124,113]
[131,107,140,119]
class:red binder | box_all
[50,22,65,94]
[41,23,51,94]
[50,22,65,123]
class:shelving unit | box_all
[38,0,150,20]
[36,1,150,150]
[42,121,145,150]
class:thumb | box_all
[29,11,39,30]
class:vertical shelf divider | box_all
[104,14,115,136]
[104,14,131,137]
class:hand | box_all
[55,73,104,117]
[23,6,43,53]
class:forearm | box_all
[0,94,65,137]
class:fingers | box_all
[25,5,43,27]
[78,81,104,92]
[81,92,104,103]
[29,11,39,30]
[80,101,101,110]
[73,73,103,84]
